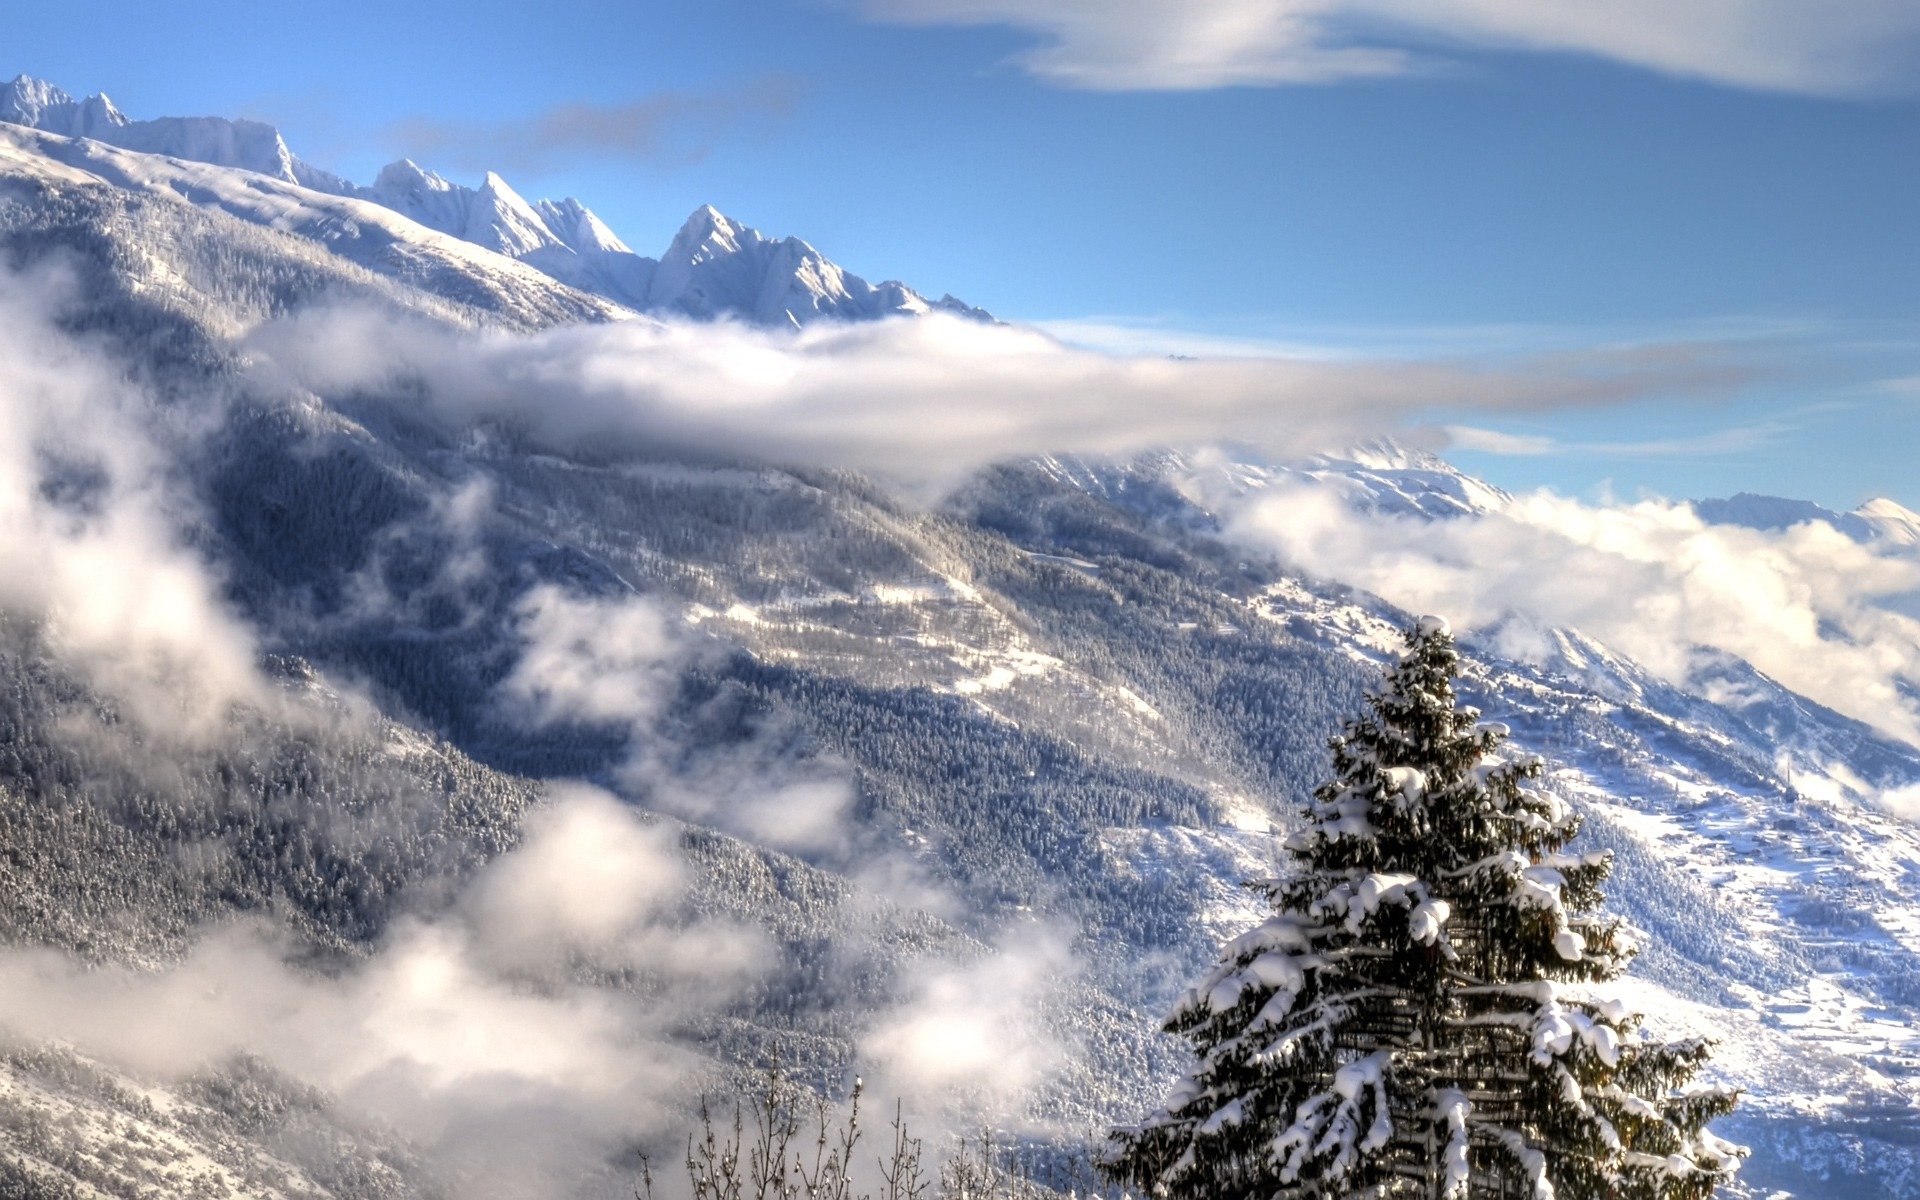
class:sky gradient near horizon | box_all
[12,0,1920,510]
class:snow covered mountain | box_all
[0,73,351,192]
[0,120,627,329]
[352,163,990,325]
[0,73,986,328]
[1,74,1918,1198]
[647,203,991,325]
[1189,439,1513,518]
[363,159,565,258]
[1030,439,1512,528]
[1695,490,1920,546]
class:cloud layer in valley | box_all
[1228,481,1920,747]
[860,0,1920,95]
[244,305,1742,486]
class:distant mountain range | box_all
[1695,490,1920,546]
[0,73,990,328]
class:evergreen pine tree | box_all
[1106,616,1743,1199]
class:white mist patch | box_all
[462,783,764,984]
[859,926,1077,1109]
[501,584,687,728]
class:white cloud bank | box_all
[1231,483,1920,745]
[244,306,1734,485]
[861,0,1920,95]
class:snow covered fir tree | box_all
[1105,616,1743,1199]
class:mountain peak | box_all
[674,204,750,252]
[373,157,449,193]
[77,92,126,129]
[2,74,70,119]
[3,74,129,139]
[645,203,990,326]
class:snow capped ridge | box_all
[0,72,989,328]
[1692,492,1870,540]
[365,158,565,258]
[368,171,985,327]
[0,73,349,191]
[534,196,632,256]
[0,75,127,139]
[0,121,632,328]
[1299,438,1513,518]
[642,202,975,327]
[1313,437,1454,475]
[932,292,995,320]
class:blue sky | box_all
[14,0,1920,509]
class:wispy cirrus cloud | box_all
[859,0,1920,95]
[1443,414,1799,460]
[384,76,798,174]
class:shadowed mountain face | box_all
[0,100,1915,1198]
